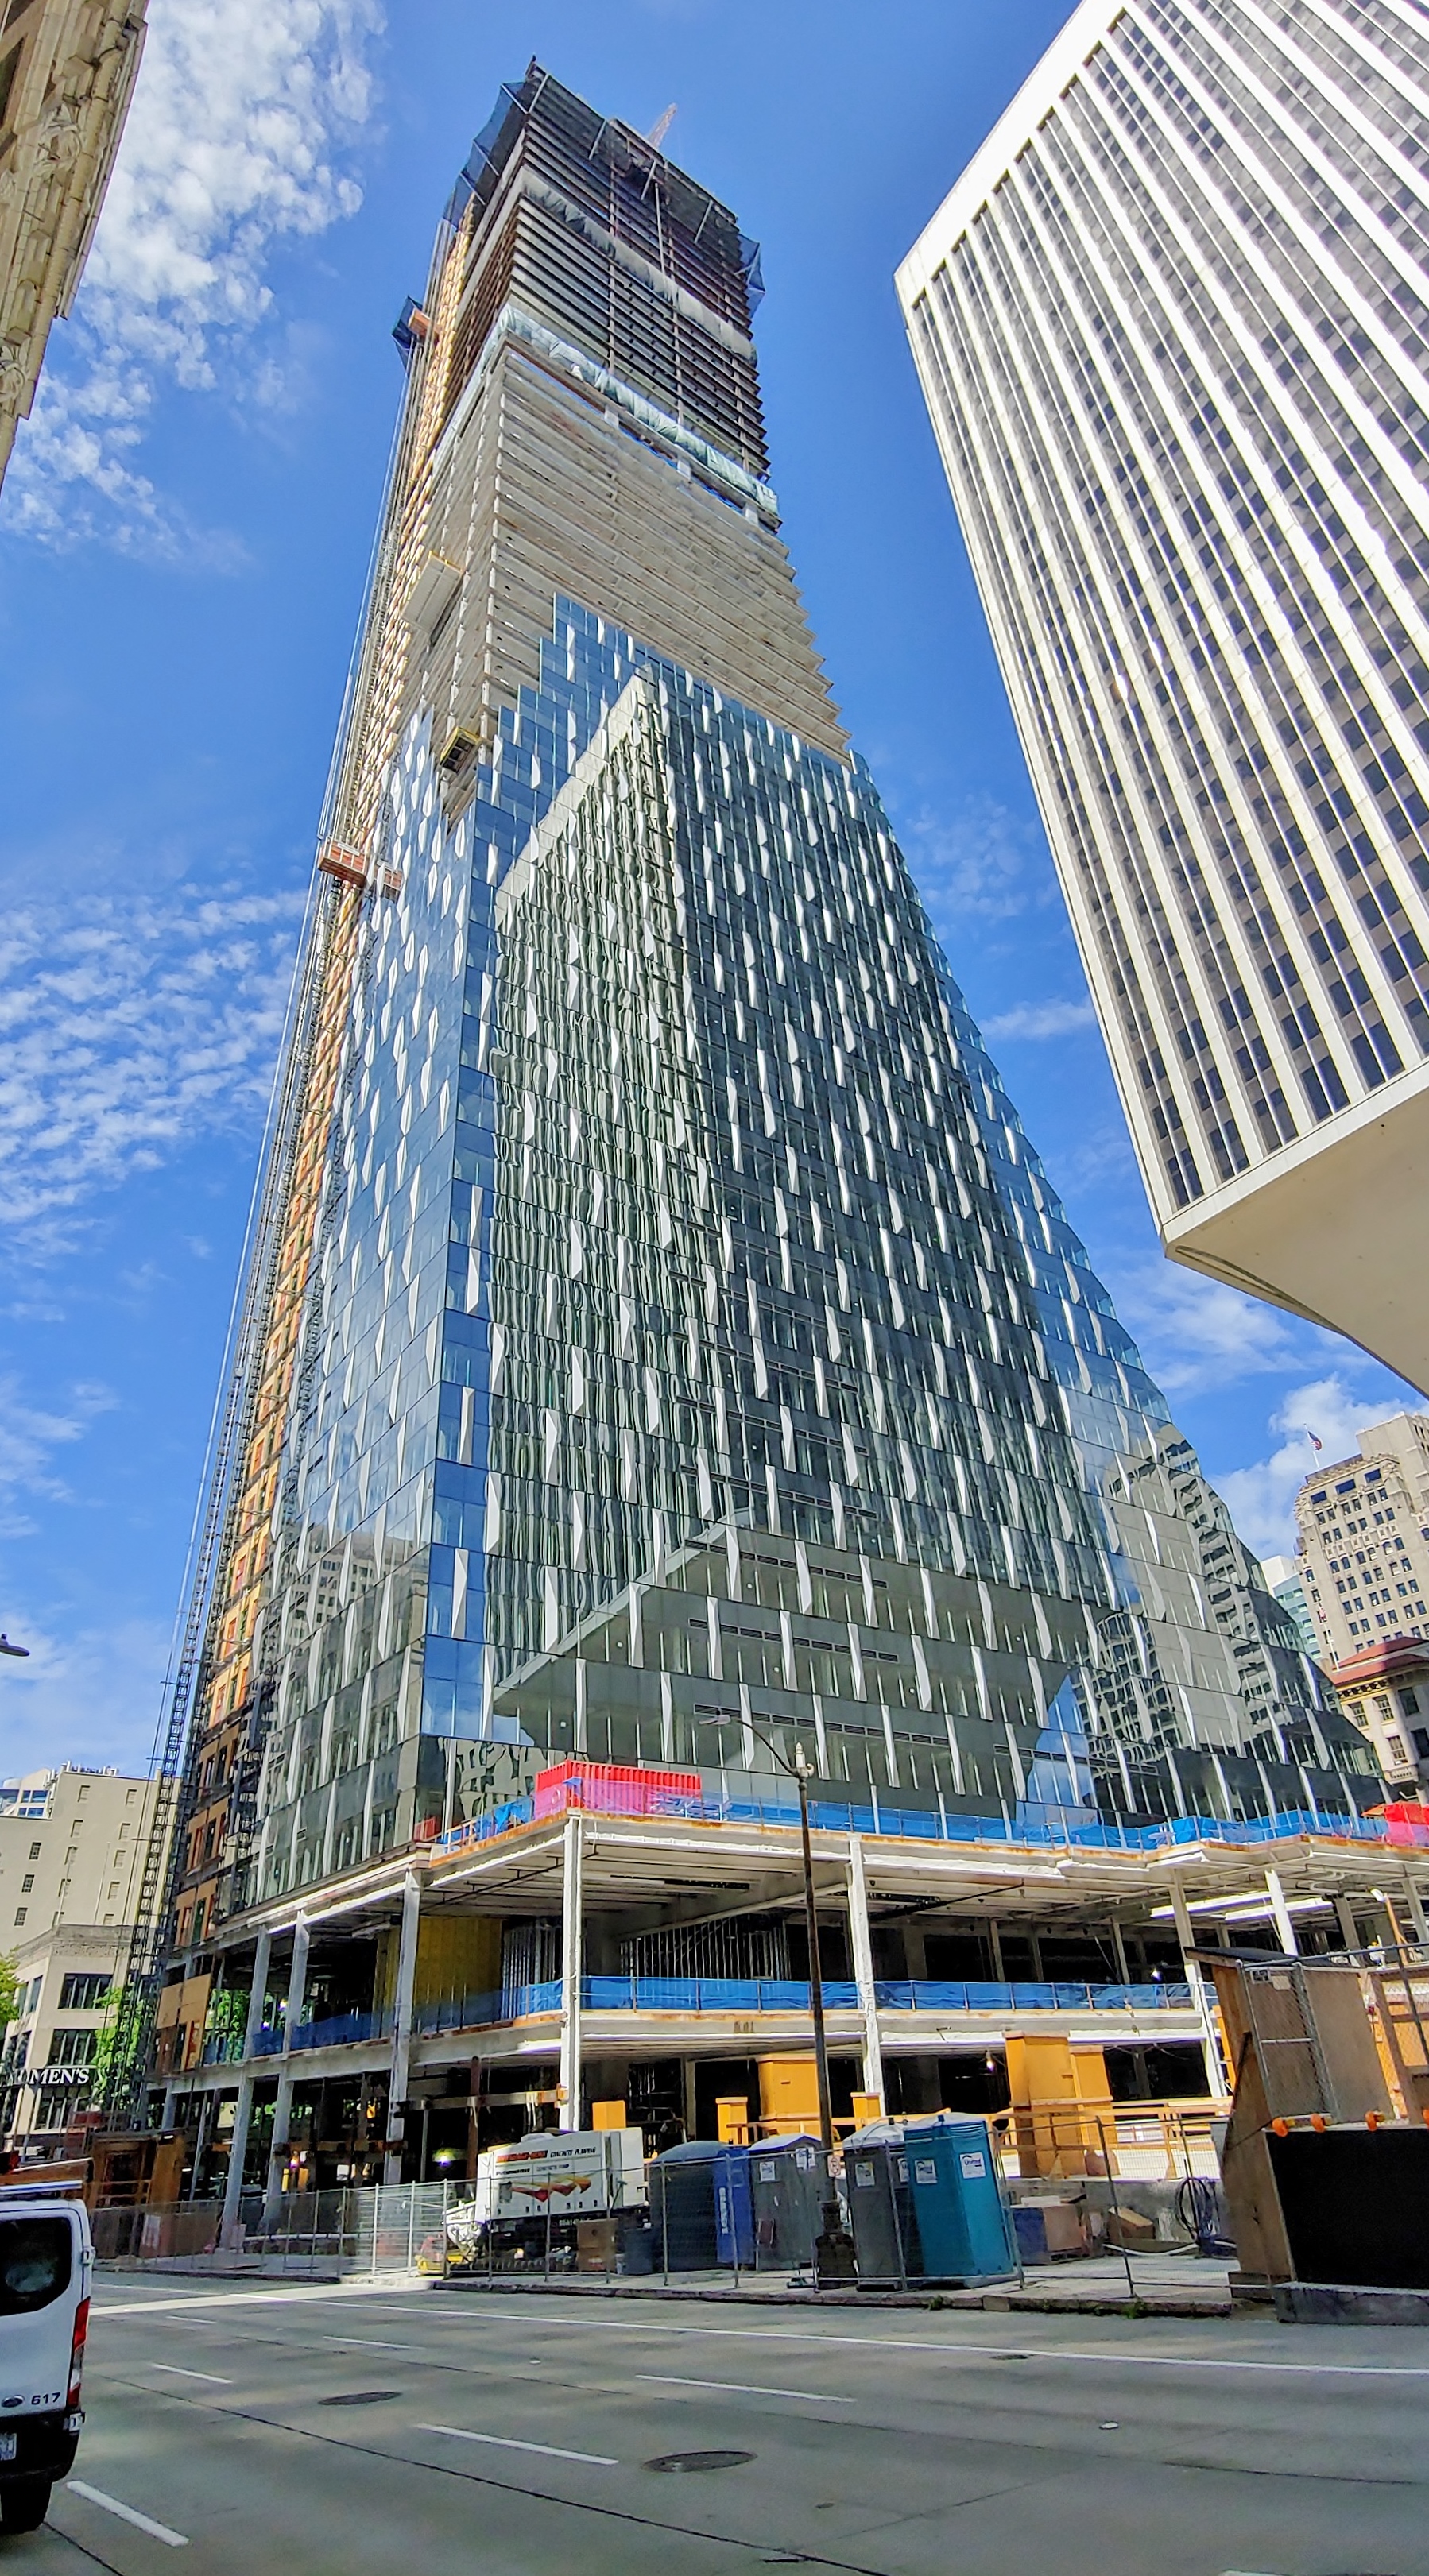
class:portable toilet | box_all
[650,2140,722,2272]
[712,2145,756,2267]
[749,2134,827,2271]
[843,2128,924,2285]
[902,2117,1020,2287]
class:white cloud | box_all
[0,1378,117,1537]
[983,996,1097,1042]
[0,881,304,1260]
[3,0,383,553]
[902,794,1053,926]
[0,1611,170,1779]
[1113,1261,1318,1399]
[1216,1378,1400,1561]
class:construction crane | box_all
[646,104,677,150]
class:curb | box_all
[436,2276,1231,2319]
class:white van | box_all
[0,2193,91,2533]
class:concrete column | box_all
[219,1928,271,2242]
[187,2091,214,2201]
[1168,1879,1230,2098]
[846,1835,883,2107]
[266,1917,310,2202]
[1109,1917,1131,1984]
[1402,1874,1428,1945]
[1264,1868,1299,1957]
[558,1812,584,2132]
[384,1873,423,2184]
[160,2085,177,2131]
[1334,1895,1360,1953]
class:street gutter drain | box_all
[644,2450,756,2474]
[319,2392,404,2407]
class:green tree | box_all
[0,1954,20,2033]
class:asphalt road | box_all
[3,2274,1427,2575]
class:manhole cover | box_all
[319,2391,404,2407]
[644,2449,756,2474]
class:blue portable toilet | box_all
[901,2117,1019,2286]
[712,2145,756,2267]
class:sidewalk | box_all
[440,2252,1233,2317]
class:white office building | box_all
[897,0,1429,1393]
[1294,1410,1429,1659]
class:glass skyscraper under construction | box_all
[159,66,1373,2046]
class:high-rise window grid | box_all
[900,0,1429,1225]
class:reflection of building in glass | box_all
[151,68,1392,2176]
[899,0,1429,1394]
[1259,1555,1319,1662]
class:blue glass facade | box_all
[221,65,1374,1914]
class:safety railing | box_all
[291,2008,392,2052]
[409,1975,1194,2037]
[428,1789,1386,1861]
[200,2032,247,2067]
[873,1979,1193,2013]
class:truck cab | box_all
[0,2191,91,2533]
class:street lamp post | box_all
[793,1745,835,2160]
[692,1715,856,2279]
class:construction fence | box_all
[90,2100,1224,2291]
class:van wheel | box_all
[1,2481,52,2533]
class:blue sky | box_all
[0,0,1417,1780]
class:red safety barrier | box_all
[533,1760,703,1820]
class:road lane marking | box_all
[319,2338,421,2353]
[69,2483,189,2547]
[417,2423,618,2467]
[431,2307,1429,2381]
[96,2282,422,2318]
[149,2365,233,2384]
[641,2374,854,2404]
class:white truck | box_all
[444,2128,647,2260]
[0,2190,91,2532]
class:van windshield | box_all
[0,2218,72,2314]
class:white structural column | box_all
[219,1926,273,2241]
[266,1917,310,2201]
[1168,1879,1230,2098]
[559,1812,584,2132]
[384,1872,423,2183]
[1264,1868,1299,1958]
[846,1835,884,2108]
[1402,1875,1429,1945]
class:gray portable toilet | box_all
[842,2126,923,2286]
[748,2134,827,2271]
[650,2140,722,2272]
